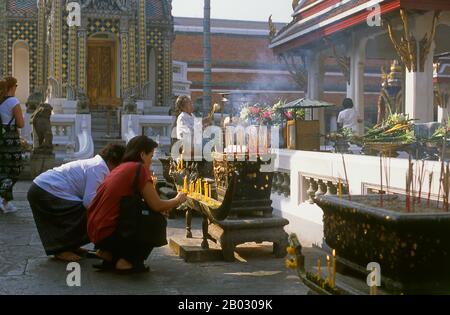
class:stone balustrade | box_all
[269,148,446,247]
[271,171,291,198]
[22,113,93,161]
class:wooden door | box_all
[87,41,116,107]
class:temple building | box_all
[270,0,450,134]
[172,17,387,130]
[0,0,174,112]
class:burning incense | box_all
[445,163,450,212]
[406,156,413,213]
[417,160,426,205]
[341,154,351,201]
[437,160,444,208]
[379,154,383,207]
[427,172,434,207]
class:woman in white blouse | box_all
[27,144,125,262]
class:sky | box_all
[171,0,294,23]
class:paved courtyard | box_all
[0,181,308,295]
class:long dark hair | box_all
[122,136,158,163]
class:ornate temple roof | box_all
[6,0,37,16]
[5,1,171,20]
[270,0,450,53]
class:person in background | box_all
[0,77,24,213]
[337,98,362,133]
[88,136,187,274]
[27,144,126,262]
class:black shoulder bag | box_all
[117,163,168,247]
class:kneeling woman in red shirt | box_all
[88,136,187,274]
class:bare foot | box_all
[115,258,133,271]
[54,251,81,262]
[72,247,88,255]
[96,250,113,262]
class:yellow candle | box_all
[199,179,202,197]
[331,249,336,288]
[180,153,183,169]
[326,255,331,285]
[184,176,188,193]
[338,179,342,197]
[317,259,321,281]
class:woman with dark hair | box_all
[88,136,187,274]
[0,77,24,213]
[27,143,126,262]
[337,98,362,132]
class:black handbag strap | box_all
[132,162,142,195]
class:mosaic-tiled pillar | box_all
[138,0,146,95]
[0,23,6,78]
[163,35,172,106]
[120,30,129,96]
[37,0,46,89]
[78,29,86,91]
[54,0,62,84]
[68,25,78,98]
[0,1,6,78]
[129,22,136,90]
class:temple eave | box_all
[270,1,402,53]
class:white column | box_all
[404,13,436,123]
[347,35,366,135]
[438,104,449,123]
[306,52,325,137]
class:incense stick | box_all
[341,154,351,201]
[380,154,383,207]
[427,171,433,207]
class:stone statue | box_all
[30,103,54,154]
[76,89,90,114]
[26,91,44,114]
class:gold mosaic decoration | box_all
[78,30,86,90]
[147,27,164,105]
[54,0,61,82]
[139,0,146,89]
[37,0,45,89]
[69,25,77,89]
[121,31,128,93]
[129,23,136,88]
[87,18,119,36]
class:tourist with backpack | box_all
[0,77,24,213]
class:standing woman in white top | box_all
[337,98,362,133]
[174,96,213,150]
[0,77,24,214]
[27,143,125,262]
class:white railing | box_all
[22,113,94,161]
[121,114,175,146]
[271,149,444,247]
[121,114,175,176]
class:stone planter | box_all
[316,194,450,294]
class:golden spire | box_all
[268,15,277,40]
